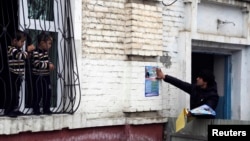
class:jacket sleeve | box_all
[32,50,50,70]
[205,91,219,110]
[163,75,193,94]
[9,47,28,60]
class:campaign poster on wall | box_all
[145,66,159,97]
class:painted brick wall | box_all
[0,0,189,135]
[82,0,127,60]
[3,0,250,136]
[125,2,163,56]
[81,0,168,126]
[0,0,167,135]
[161,0,188,116]
[79,0,250,127]
[82,0,163,59]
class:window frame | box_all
[18,0,65,114]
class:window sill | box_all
[0,113,81,135]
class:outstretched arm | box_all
[156,68,193,94]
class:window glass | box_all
[28,0,54,21]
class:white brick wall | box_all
[79,59,165,119]
[77,0,250,128]
[125,2,163,56]
[0,0,208,135]
[83,0,163,59]
[80,0,175,129]
[82,0,127,60]
[161,0,189,117]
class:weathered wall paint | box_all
[0,124,164,141]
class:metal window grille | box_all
[0,0,81,116]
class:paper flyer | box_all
[145,66,159,97]
[176,108,186,132]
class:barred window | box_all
[28,0,54,21]
[0,0,81,116]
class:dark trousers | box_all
[32,75,52,113]
[5,73,22,114]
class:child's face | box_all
[13,38,25,49]
[41,38,53,50]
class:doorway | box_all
[192,52,231,119]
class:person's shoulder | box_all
[8,45,14,48]
[8,46,18,51]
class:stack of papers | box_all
[189,104,216,118]
[175,105,216,132]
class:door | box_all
[214,56,231,119]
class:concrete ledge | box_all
[0,113,168,135]
[0,114,74,135]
